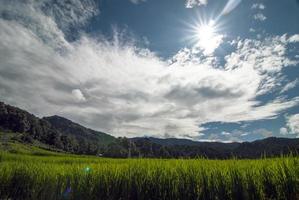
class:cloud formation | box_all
[280,79,298,94]
[203,128,273,143]
[251,3,265,10]
[280,127,288,135]
[185,0,208,8]
[0,0,299,140]
[280,114,299,138]
[287,114,299,137]
[72,89,86,102]
[289,34,299,43]
[251,3,267,22]
[254,13,267,21]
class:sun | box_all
[194,20,223,55]
[184,16,224,56]
[196,20,216,40]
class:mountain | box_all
[233,137,299,158]
[130,137,299,158]
[0,101,115,154]
[130,137,240,158]
[43,115,115,147]
[0,101,62,146]
[134,137,240,149]
[1,101,298,158]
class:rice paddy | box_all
[0,151,298,200]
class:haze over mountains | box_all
[0,101,298,158]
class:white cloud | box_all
[254,13,267,21]
[251,3,265,10]
[251,3,266,23]
[0,0,99,49]
[287,114,299,135]
[288,34,299,43]
[280,79,298,94]
[221,131,231,135]
[280,114,299,137]
[185,0,208,8]
[72,89,86,102]
[196,34,224,56]
[208,128,273,142]
[280,127,288,135]
[0,1,299,140]
[40,0,99,32]
[225,36,297,82]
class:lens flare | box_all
[196,21,216,46]
[194,20,223,55]
[183,12,226,56]
[84,166,91,173]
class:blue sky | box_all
[0,0,299,142]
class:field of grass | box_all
[0,142,65,156]
[0,148,298,200]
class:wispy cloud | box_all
[254,13,267,21]
[251,3,265,10]
[205,128,273,142]
[280,79,299,94]
[185,0,208,8]
[221,131,231,136]
[251,3,267,22]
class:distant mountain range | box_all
[131,137,299,158]
[0,101,298,158]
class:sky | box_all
[0,0,299,142]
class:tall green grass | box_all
[0,151,298,200]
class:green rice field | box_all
[0,147,298,200]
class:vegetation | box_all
[1,101,299,159]
[0,141,67,156]
[43,115,115,151]
[1,101,299,199]
[0,101,115,155]
[0,149,298,200]
[107,137,299,159]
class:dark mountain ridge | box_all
[0,101,115,154]
[0,101,298,158]
[130,137,299,158]
[0,101,61,145]
[43,115,115,147]
[133,137,240,149]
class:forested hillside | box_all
[1,101,298,158]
